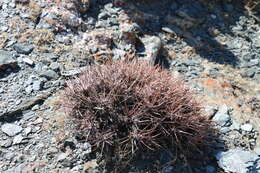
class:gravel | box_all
[0,0,259,172]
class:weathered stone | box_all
[0,139,12,148]
[22,57,34,65]
[13,135,24,145]
[241,123,253,132]
[49,62,60,72]
[24,127,32,136]
[32,80,43,91]
[212,105,231,127]
[14,43,34,55]
[0,91,53,119]
[254,148,260,156]
[141,36,162,65]
[57,153,68,162]
[229,120,240,130]
[25,85,33,94]
[61,69,81,76]
[0,50,17,71]
[215,149,259,173]
[241,68,256,78]
[40,69,59,80]
[1,123,23,137]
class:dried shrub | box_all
[62,60,215,167]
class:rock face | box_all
[215,149,259,173]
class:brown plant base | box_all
[62,60,216,171]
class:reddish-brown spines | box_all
[62,60,215,163]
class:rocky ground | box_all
[0,0,259,172]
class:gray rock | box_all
[13,135,24,145]
[40,69,59,79]
[49,62,60,72]
[32,80,43,91]
[61,69,81,76]
[66,14,81,28]
[185,60,199,66]
[57,153,69,162]
[254,31,260,48]
[25,85,33,94]
[241,123,253,132]
[1,123,23,137]
[81,142,92,153]
[162,27,175,34]
[113,49,126,60]
[72,165,83,172]
[43,53,58,61]
[254,148,260,156]
[4,152,15,161]
[22,57,34,65]
[0,139,12,148]
[212,105,231,127]
[98,11,110,20]
[34,62,46,73]
[206,165,216,173]
[248,59,259,67]
[24,127,32,136]
[142,36,162,65]
[241,68,256,78]
[55,35,71,44]
[215,149,259,173]
[25,76,34,85]
[14,163,26,173]
[0,25,8,32]
[104,3,120,14]
[15,100,22,105]
[5,163,26,173]
[14,43,34,55]
[254,73,260,83]
[31,104,40,111]
[0,50,17,71]
[230,120,240,130]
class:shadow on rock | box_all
[115,0,259,67]
[0,66,21,79]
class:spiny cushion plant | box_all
[62,60,215,163]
